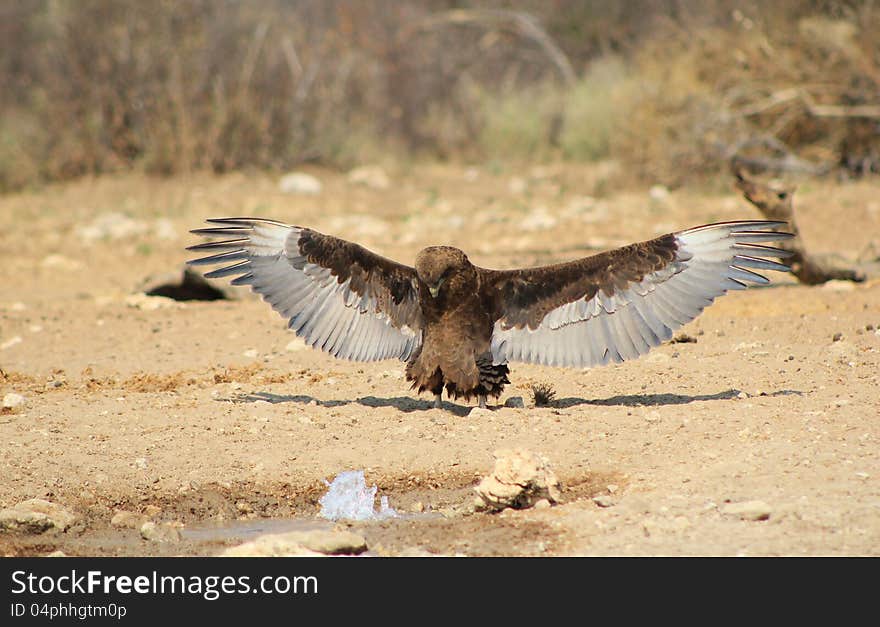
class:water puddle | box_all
[181,517,333,543]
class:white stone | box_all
[2,393,25,409]
[279,172,323,195]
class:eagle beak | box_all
[428,277,445,298]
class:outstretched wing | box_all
[187,218,423,361]
[485,221,793,368]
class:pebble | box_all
[0,499,77,534]
[288,530,368,555]
[154,218,177,240]
[504,396,525,408]
[286,338,308,352]
[3,393,25,409]
[720,500,772,521]
[832,332,844,342]
[278,172,323,195]
[124,294,177,311]
[1,336,23,350]
[220,529,367,557]
[592,495,615,508]
[111,510,145,529]
[469,407,493,418]
[822,280,855,292]
[644,411,661,423]
[76,212,148,241]
[40,254,84,271]
[139,521,181,543]
[649,185,670,203]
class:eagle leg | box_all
[478,394,487,409]
[433,393,442,409]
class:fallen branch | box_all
[737,87,880,119]
[732,162,865,285]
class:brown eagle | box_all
[188,218,792,409]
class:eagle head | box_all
[415,246,473,298]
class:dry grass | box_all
[1,1,876,191]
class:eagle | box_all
[187,218,792,409]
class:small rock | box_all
[45,550,67,558]
[474,448,561,512]
[504,396,525,408]
[592,495,615,508]
[1,336,23,350]
[41,254,84,271]
[822,280,855,292]
[124,294,177,311]
[219,529,367,557]
[469,407,493,418]
[606,484,619,494]
[154,218,177,240]
[0,499,77,534]
[278,172,323,195]
[410,501,425,513]
[533,499,552,510]
[284,530,368,555]
[139,521,181,543]
[0,509,54,534]
[3,393,25,409]
[721,500,772,521]
[649,185,670,203]
[134,457,148,470]
[111,510,145,529]
[220,535,323,557]
[832,332,844,342]
[347,165,390,190]
[235,501,253,515]
[286,338,308,352]
[144,504,162,517]
[77,212,149,241]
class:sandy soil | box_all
[1,164,878,556]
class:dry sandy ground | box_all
[1,164,878,556]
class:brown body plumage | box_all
[188,218,793,409]
[407,247,509,403]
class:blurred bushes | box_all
[1,0,878,192]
